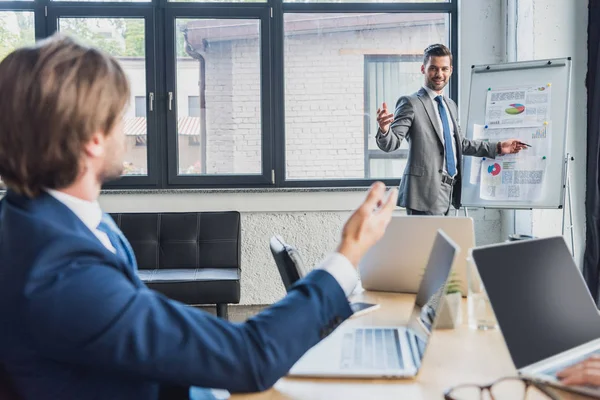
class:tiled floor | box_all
[196,305,267,322]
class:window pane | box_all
[285,0,446,3]
[53,0,150,3]
[170,0,264,4]
[135,96,146,118]
[284,13,448,180]
[188,96,200,117]
[0,11,35,62]
[175,18,262,176]
[369,158,408,179]
[58,17,148,176]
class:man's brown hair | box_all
[423,43,453,66]
[0,34,130,197]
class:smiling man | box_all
[375,44,526,215]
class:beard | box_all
[427,77,447,91]
[98,134,125,183]
[98,159,124,183]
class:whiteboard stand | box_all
[461,57,572,210]
[454,207,469,217]
[561,154,575,255]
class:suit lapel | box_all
[417,88,444,145]
[445,96,460,137]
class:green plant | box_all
[445,271,462,295]
[419,267,462,295]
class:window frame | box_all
[46,5,159,188]
[164,6,273,187]
[363,54,422,178]
[0,0,457,190]
[274,3,457,188]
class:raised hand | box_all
[376,102,394,134]
[337,182,398,267]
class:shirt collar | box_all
[422,85,444,101]
[46,189,103,232]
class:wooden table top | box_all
[230,290,593,400]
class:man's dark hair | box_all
[423,44,453,66]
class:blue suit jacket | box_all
[0,191,353,400]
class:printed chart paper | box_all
[479,156,547,201]
[485,84,551,128]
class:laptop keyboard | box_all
[540,349,600,377]
[340,328,404,370]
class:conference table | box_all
[231,289,593,400]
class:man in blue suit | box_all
[0,35,398,400]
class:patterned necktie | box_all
[96,214,138,271]
[435,95,457,177]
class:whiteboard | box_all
[461,58,572,209]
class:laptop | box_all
[472,236,600,397]
[359,216,475,295]
[288,230,459,378]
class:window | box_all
[364,55,423,179]
[0,11,35,62]
[284,13,449,181]
[0,0,455,189]
[188,96,200,117]
[135,96,146,118]
[135,135,147,147]
[56,16,151,178]
[170,17,264,179]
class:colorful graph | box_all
[532,126,547,139]
[505,103,525,115]
[487,163,501,176]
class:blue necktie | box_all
[435,96,457,177]
[97,214,138,270]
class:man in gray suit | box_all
[376,44,526,215]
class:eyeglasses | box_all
[444,376,561,400]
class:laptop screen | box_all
[405,230,458,366]
[473,236,600,369]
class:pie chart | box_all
[505,103,525,115]
[487,163,501,176]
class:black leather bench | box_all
[110,211,241,320]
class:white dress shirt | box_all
[422,86,458,178]
[46,189,117,254]
[45,190,358,297]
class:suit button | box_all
[438,169,443,173]
[334,316,342,325]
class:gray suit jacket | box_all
[376,87,498,211]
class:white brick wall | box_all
[199,17,445,178]
[120,16,446,178]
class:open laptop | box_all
[472,236,600,397]
[288,230,459,378]
[359,216,475,295]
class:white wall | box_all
[531,0,588,266]
[498,0,588,264]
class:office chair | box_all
[269,235,378,316]
[269,235,305,290]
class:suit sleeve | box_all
[376,96,414,152]
[460,137,499,158]
[24,255,353,393]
